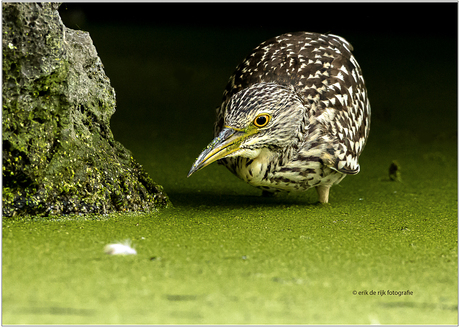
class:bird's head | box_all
[188,82,307,177]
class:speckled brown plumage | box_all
[189,31,371,203]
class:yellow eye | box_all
[253,114,271,128]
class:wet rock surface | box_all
[2,3,170,217]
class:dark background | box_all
[58,3,457,193]
[60,2,456,38]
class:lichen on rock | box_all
[2,2,170,217]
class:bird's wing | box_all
[311,33,371,175]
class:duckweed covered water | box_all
[3,5,457,324]
[3,158,457,324]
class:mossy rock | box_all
[2,3,170,217]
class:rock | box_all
[2,3,170,217]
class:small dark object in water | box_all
[389,160,402,182]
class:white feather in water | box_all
[104,240,137,255]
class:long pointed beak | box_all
[188,127,245,177]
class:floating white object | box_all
[104,240,137,255]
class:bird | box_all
[188,31,371,203]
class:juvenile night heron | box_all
[188,31,371,203]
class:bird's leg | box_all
[316,185,330,204]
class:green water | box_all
[2,23,457,324]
